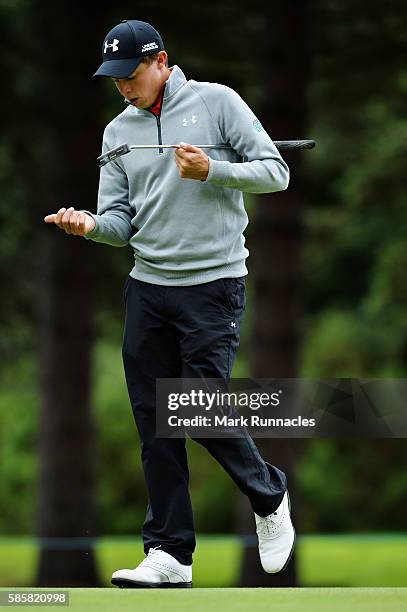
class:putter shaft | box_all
[129,144,231,149]
[97,140,316,167]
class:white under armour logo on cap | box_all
[104,38,120,53]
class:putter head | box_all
[97,143,131,167]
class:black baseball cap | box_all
[93,19,164,78]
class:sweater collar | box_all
[163,64,187,100]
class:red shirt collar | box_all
[147,67,173,116]
[148,90,163,116]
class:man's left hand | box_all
[174,142,209,181]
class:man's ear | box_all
[158,50,168,68]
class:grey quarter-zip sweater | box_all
[84,65,289,285]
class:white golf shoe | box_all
[255,491,296,573]
[111,547,192,588]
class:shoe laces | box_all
[256,510,281,537]
[138,545,162,567]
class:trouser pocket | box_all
[220,277,246,313]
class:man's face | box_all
[112,52,168,109]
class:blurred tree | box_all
[30,0,103,587]
[238,0,310,587]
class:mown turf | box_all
[0,534,406,588]
[1,587,406,612]
[298,534,407,587]
[97,534,407,587]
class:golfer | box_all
[44,19,295,588]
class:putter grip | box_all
[274,140,315,150]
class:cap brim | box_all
[92,57,142,78]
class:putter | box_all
[97,140,316,167]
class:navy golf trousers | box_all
[121,275,287,565]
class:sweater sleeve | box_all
[82,125,134,247]
[205,85,289,194]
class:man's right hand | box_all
[44,207,96,236]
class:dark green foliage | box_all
[0,0,406,537]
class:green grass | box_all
[0,588,406,612]
[298,534,407,587]
[0,534,406,588]
[0,539,37,587]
